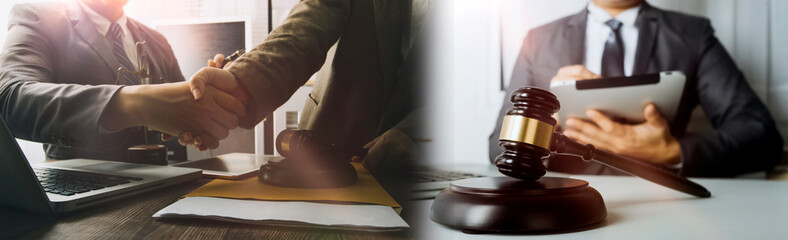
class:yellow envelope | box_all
[185,163,401,210]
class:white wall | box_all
[768,0,788,146]
[429,0,788,165]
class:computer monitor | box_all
[154,17,253,81]
[154,17,255,160]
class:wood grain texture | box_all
[0,178,413,239]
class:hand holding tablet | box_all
[550,71,686,165]
[550,71,686,127]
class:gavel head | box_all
[275,129,343,167]
[276,129,316,158]
[264,129,358,188]
[495,87,560,181]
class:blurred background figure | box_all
[426,0,787,178]
[488,0,782,177]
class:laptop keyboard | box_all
[33,168,143,196]
[412,170,484,182]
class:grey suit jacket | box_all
[489,3,783,177]
[0,0,186,161]
[228,0,423,157]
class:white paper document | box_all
[153,197,409,231]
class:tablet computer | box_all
[173,153,280,179]
[549,71,686,126]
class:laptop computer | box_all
[0,116,202,214]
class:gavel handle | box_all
[552,133,711,198]
[594,150,710,198]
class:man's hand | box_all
[176,67,252,149]
[162,54,245,147]
[189,66,252,123]
[355,128,420,175]
[562,103,681,165]
[174,67,251,150]
[207,53,233,69]
[551,65,602,84]
[550,65,601,131]
[101,81,246,151]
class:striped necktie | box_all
[109,22,139,85]
[601,19,625,77]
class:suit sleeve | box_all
[227,0,351,128]
[488,32,539,162]
[678,20,783,177]
[0,4,126,151]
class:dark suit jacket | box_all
[0,0,186,161]
[228,0,422,157]
[489,3,783,177]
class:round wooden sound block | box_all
[258,158,358,189]
[127,144,167,165]
[430,176,606,233]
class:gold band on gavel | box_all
[498,115,554,149]
[278,130,295,153]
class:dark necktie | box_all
[110,22,139,85]
[601,19,625,77]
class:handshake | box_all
[98,53,420,172]
[101,54,252,151]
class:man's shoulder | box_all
[7,1,71,36]
[10,1,68,19]
[648,6,712,34]
[652,7,710,23]
[528,13,579,38]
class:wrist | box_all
[100,85,146,131]
[661,137,682,165]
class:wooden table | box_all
[0,178,414,239]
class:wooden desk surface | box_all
[0,178,413,239]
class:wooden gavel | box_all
[259,129,358,188]
[495,87,710,198]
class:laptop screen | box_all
[0,115,54,213]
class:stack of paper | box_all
[153,163,408,231]
[154,197,408,230]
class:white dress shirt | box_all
[584,2,683,167]
[78,1,138,70]
[79,1,138,135]
[584,2,640,77]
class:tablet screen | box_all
[550,71,686,126]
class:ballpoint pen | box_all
[223,49,246,68]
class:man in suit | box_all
[489,0,783,177]
[184,0,427,174]
[0,0,245,161]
